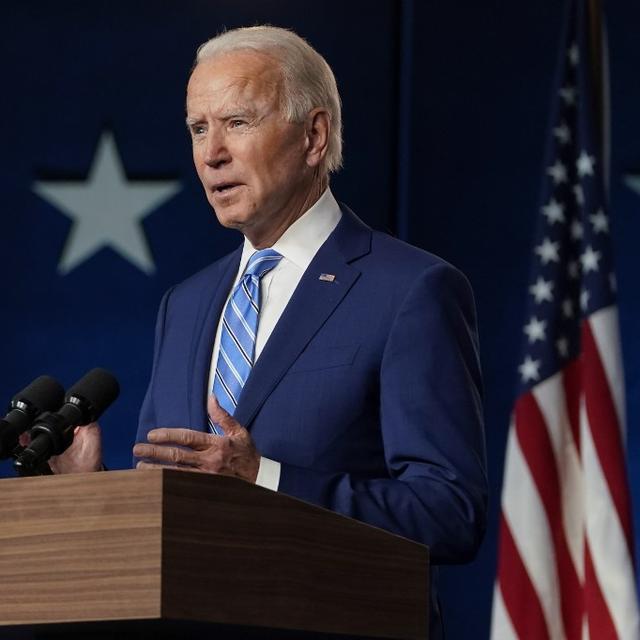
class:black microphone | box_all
[14,368,120,476]
[0,375,65,460]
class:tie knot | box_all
[244,249,283,280]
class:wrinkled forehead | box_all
[187,51,283,114]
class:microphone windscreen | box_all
[66,368,120,420]
[12,375,65,415]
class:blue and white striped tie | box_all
[210,248,283,434]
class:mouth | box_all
[211,182,243,195]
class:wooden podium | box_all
[0,470,429,639]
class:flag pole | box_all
[587,0,603,119]
[587,0,610,190]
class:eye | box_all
[189,123,207,137]
[229,119,247,129]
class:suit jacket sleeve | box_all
[138,286,174,447]
[277,262,487,564]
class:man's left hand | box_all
[132,395,260,483]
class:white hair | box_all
[195,25,343,174]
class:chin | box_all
[211,203,252,232]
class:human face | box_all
[186,51,314,247]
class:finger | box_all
[133,443,200,467]
[77,421,100,431]
[208,395,243,436]
[146,427,213,449]
[72,422,102,444]
[18,432,31,447]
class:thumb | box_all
[208,394,243,436]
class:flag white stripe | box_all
[581,402,640,639]
[588,307,626,438]
[502,423,567,640]
[533,373,585,581]
[490,583,519,640]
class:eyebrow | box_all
[185,109,259,127]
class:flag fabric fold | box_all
[490,1,640,638]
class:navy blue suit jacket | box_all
[137,206,488,637]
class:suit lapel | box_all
[188,246,242,429]
[234,207,372,428]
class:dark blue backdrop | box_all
[2,2,639,638]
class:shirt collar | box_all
[239,188,342,273]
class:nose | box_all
[202,127,231,169]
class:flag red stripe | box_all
[584,540,619,639]
[515,394,583,640]
[582,321,635,553]
[498,513,550,639]
[562,359,581,454]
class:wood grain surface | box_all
[160,471,429,639]
[0,470,163,624]
[0,470,429,639]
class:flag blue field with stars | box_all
[515,26,616,397]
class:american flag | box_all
[490,1,640,638]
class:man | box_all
[55,26,487,639]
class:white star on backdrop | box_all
[573,184,585,206]
[529,277,554,303]
[567,43,579,66]
[623,174,640,196]
[33,132,181,275]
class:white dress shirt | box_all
[207,188,342,490]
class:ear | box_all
[304,108,330,168]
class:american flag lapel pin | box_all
[319,273,336,282]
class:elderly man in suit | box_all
[55,25,488,639]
